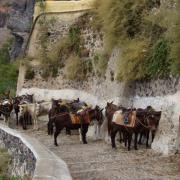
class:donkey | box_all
[48,105,103,146]
[138,108,161,147]
[0,99,13,126]
[13,94,33,126]
[110,109,160,151]
[104,102,126,143]
[19,101,51,130]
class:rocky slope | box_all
[0,0,35,59]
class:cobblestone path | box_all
[22,121,180,180]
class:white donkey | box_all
[19,101,52,130]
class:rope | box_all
[136,118,150,129]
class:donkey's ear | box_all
[100,108,104,112]
[110,101,113,104]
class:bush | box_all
[116,39,150,81]
[168,1,180,76]
[93,52,109,77]
[0,39,18,95]
[65,55,91,81]
[93,0,155,51]
[146,39,170,78]
[93,0,179,80]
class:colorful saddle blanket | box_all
[112,110,136,127]
[70,114,81,124]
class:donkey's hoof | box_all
[83,141,88,144]
[112,146,117,149]
[54,143,58,146]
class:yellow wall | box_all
[34,0,95,20]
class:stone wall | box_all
[0,128,36,178]
[0,124,72,180]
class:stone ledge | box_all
[0,124,72,180]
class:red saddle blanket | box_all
[70,113,90,124]
[70,114,81,124]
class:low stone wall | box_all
[0,128,36,178]
[0,124,72,180]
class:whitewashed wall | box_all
[19,88,180,155]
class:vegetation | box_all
[0,148,10,179]
[165,0,180,76]
[65,55,92,81]
[93,52,109,77]
[0,39,19,95]
[37,15,59,79]
[93,0,179,81]
[37,12,91,79]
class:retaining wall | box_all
[0,124,72,180]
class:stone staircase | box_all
[25,124,180,180]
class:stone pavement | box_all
[23,121,180,180]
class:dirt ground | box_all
[19,120,180,180]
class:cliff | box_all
[0,0,35,59]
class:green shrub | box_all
[93,0,179,80]
[68,26,81,55]
[93,52,109,77]
[0,38,14,64]
[146,39,170,78]
[0,39,18,95]
[168,1,180,76]
[0,63,19,95]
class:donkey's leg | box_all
[119,131,123,143]
[146,130,150,148]
[151,130,156,143]
[29,114,32,125]
[4,116,6,124]
[138,132,143,145]
[54,129,61,146]
[66,127,71,135]
[134,132,138,150]
[81,124,88,144]
[33,115,38,130]
[16,112,19,126]
[23,114,27,130]
[111,125,118,149]
[124,132,128,147]
[79,129,82,142]
[128,133,132,151]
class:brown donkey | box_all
[48,105,103,146]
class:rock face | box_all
[0,0,35,59]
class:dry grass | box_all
[0,149,10,178]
